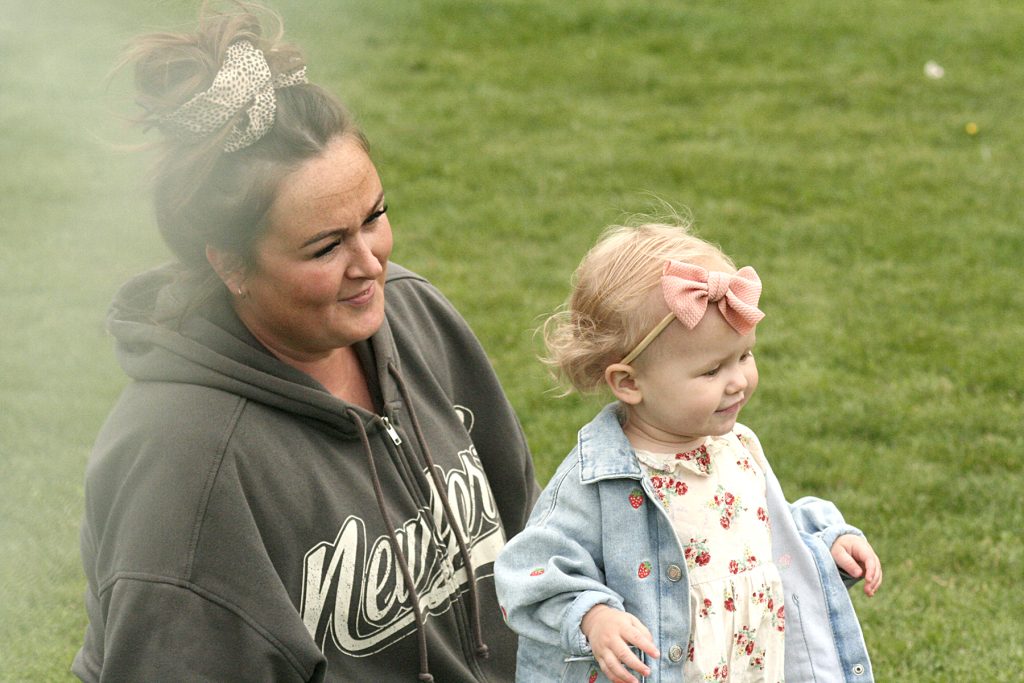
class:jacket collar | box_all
[577,403,644,483]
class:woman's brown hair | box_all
[122,2,366,279]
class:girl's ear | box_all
[605,363,643,405]
[206,245,247,297]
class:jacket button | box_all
[667,564,682,582]
[668,645,684,662]
[852,664,866,675]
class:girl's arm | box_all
[789,495,864,550]
[790,497,883,595]
[494,477,658,683]
[831,533,883,596]
[580,604,657,683]
[494,462,625,656]
[735,426,883,596]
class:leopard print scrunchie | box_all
[160,40,308,152]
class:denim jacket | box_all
[495,404,874,682]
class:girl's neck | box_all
[621,413,707,454]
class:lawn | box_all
[1,0,1022,680]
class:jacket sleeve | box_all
[788,496,866,589]
[494,461,622,657]
[789,496,865,550]
[72,576,324,682]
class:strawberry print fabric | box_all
[635,432,785,682]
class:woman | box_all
[73,5,538,682]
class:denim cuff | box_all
[819,524,864,553]
[561,590,623,656]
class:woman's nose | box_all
[346,234,384,279]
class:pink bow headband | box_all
[620,261,765,365]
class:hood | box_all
[106,263,395,434]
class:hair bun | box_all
[123,4,304,147]
[120,2,356,276]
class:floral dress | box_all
[636,430,785,682]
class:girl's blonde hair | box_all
[543,220,736,394]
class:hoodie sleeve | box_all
[74,382,331,682]
[73,577,323,683]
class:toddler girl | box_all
[496,222,882,683]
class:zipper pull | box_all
[379,416,403,445]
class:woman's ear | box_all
[605,363,643,405]
[205,245,247,297]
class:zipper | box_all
[379,415,403,445]
[376,411,482,675]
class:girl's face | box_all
[234,134,393,362]
[622,306,759,452]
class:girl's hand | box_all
[831,534,883,596]
[580,604,659,683]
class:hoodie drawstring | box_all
[389,362,490,660]
[346,409,434,683]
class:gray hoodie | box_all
[73,263,539,682]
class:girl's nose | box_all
[726,365,748,393]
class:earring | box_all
[236,286,247,298]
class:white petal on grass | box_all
[924,60,945,79]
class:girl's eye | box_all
[704,366,721,377]
[741,351,754,361]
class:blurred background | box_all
[1,1,1021,679]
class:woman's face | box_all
[235,134,392,361]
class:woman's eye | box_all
[313,240,341,258]
[366,203,388,224]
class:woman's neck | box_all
[251,330,375,410]
[231,303,376,410]
[286,345,375,410]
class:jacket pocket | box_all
[784,592,819,681]
[560,650,649,683]
[560,657,600,683]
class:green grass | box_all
[2,0,1022,680]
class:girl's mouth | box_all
[716,401,742,415]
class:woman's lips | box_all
[341,282,375,306]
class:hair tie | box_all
[159,40,308,152]
[620,261,764,364]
